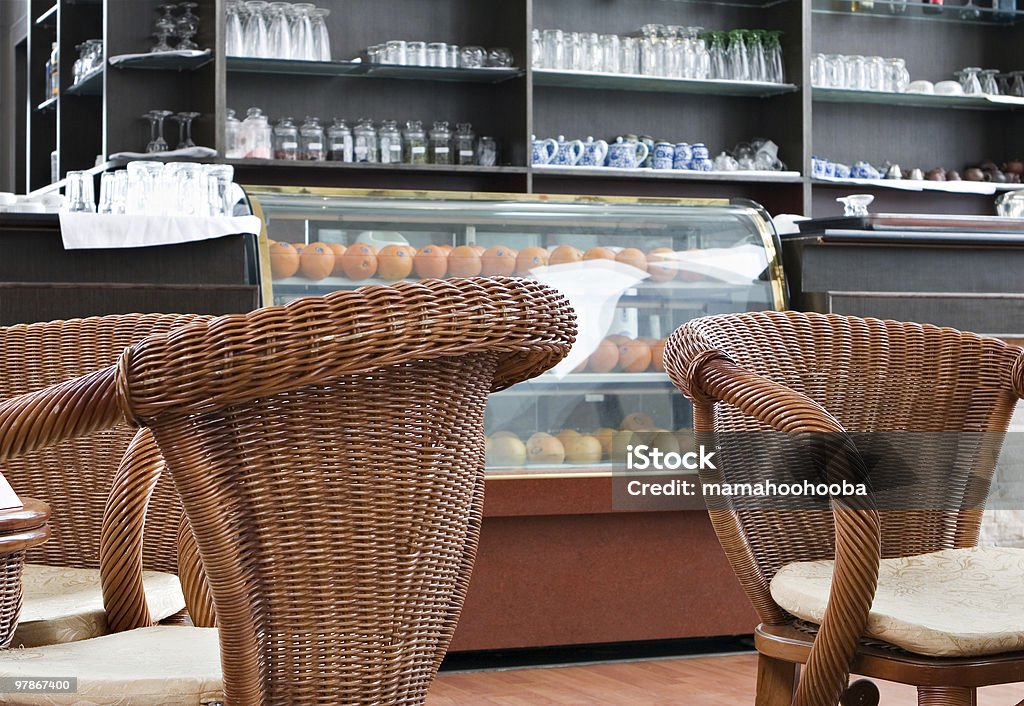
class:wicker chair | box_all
[0,314,213,646]
[664,310,1024,706]
[0,277,575,705]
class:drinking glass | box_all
[619,36,639,74]
[541,29,564,70]
[810,52,825,87]
[152,10,176,53]
[824,54,844,88]
[177,111,200,148]
[726,29,749,81]
[980,69,1001,95]
[581,33,601,72]
[564,32,583,71]
[748,30,768,82]
[384,40,407,65]
[243,1,270,58]
[1009,71,1024,97]
[884,57,910,93]
[126,161,164,215]
[426,42,447,67]
[310,7,331,62]
[171,163,206,215]
[290,3,316,61]
[267,2,292,59]
[145,110,173,153]
[865,56,886,91]
[639,24,659,76]
[531,30,543,69]
[844,55,866,90]
[176,2,200,51]
[226,0,245,56]
[366,44,384,64]
[64,171,96,213]
[488,47,514,67]
[446,44,459,68]
[766,31,784,83]
[98,170,128,215]
[600,34,620,73]
[957,67,983,95]
[459,46,486,68]
[407,41,427,66]
[708,32,729,80]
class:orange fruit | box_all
[469,244,486,257]
[619,339,652,373]
[299,242,335,281]
[487,435,527,466]
[413,244,448,279]
[269,241,300,280]
[549,245,583,266]
[564,434,603,465]
[447,245,483,278]
[341,243,378,280]
[588,339,619,373]
[647,247,678,282]
[526,432,565,464]
[616,247,647,272]
[326,243,347,275]
[481,245,518,277]
[621,412,656,431]
[435,244,453,256]
[556,429,581,448]
[376,244,415,281]
[651,338,667,372]
[515,246,549,275]
[583,246,616,261]
[594,428,616,459]
[606,334,631,347]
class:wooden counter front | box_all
[449,475,757,652]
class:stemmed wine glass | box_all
[145,110,174,153]
[980,69,1001,95]
[176,112,200,148]
[151,5,177,52]
[176,3,200,51]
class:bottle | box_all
[922,0,944,14]
[273,117,299,160]
[50,150,59,184]
[224,109,244,159]
[240,107,272,159]
[327,118,353,162]
[429,121,452,165]
[378,120,403,165]
[454,123,476,165]
[49,42,60,98]
[477,136,498,167]
[353,119,378,163]
[299,116,325,161]
[993,0,1015,21]
[403,120,427,164]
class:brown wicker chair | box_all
[0,314,212,645]
[0,277,575,705]
[664,310,1024,706]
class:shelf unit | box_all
[15,0,1024,214]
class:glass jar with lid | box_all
[454,122,476,165]
[273,117,300,160]
[327,118,353,162]
[240,107,272,159]
[477,136,498,166]
[299,116,325,161]
[429,121,452,165]
[403,120,427,164]
[378,120,403,164]
[353,118,378,163]
[225,108,245,159]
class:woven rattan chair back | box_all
[665,310,1024,627]
[0,314,203,573]
[106,278,575,705]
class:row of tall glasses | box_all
[65,163,235,217]
[226,0,332,61]
[532,25,785,84]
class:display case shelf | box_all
[226,57,523,84]
[532,164,803,183]
[35,96,58,112]
[811,0,1023,24]
[225,159,527,175]
[65,69,102,96]
[811,176,1012,195]
[813,87,1024,110]
[108,50,213,72]
[533,69,798,97]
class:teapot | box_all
[550,135,584,166]
[606,138,649,170]
[579,137,609,167]
[531,135,558,165]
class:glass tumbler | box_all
[884,57,910,93]
[407,41,427,66]
[531,29,543,69]
[844,55,867,90]
[459,46,486,68]
[980,69,1001,95]
[957,67,983,95]
[541,29,564,69]
[202,164,235,215]
[599,34,620,73]
[426,42,447,67]
[242,1,270,58]
[290,3,316,61]
[125,161,164,215]
[310,7,331,61]
[97,171,128,214]
[226,0,245,56]
[267,2,293,60]
[619,36,639,74]
[726,29,749,81]
[824,54,844,88]
[384,40,407,65]
[64,171,96,213]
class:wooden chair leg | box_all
[917,686,977,706]
[756,653,798,706]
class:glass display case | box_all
[246,186,786,478]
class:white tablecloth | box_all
[58,213,261,249]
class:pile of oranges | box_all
[486,415,696,467]
[577,335,668,374]
[269,241,699,283]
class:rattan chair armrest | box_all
[0,365,125,462]
[669,351,882,706]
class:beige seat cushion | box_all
[0,625,221,705]
[770,546,1024,657]
[13,565,186,648]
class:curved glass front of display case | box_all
[245,186,785,478]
